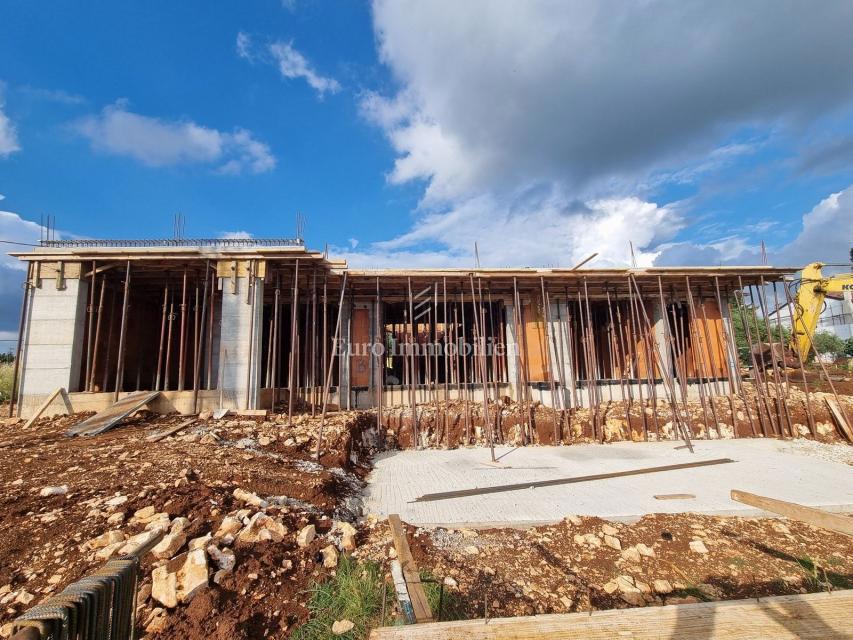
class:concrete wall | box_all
[17,277,88,415]
[218,276,264,410]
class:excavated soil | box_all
[0,409,375,639]
[0,381,851,638]
[359,510,853,620]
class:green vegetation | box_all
[0,361,14,403]
[796,555,853,591]
[292,556,395,640]
[420,570,467,622]
[729,301,789,365]
[810,331,846,359]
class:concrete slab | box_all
[362,440,853,527]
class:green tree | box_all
[729,300,789,365]
[811,331,845,358]
[844,337,853,357]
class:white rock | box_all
[215,516,242,537]
[105,495,128,508]
[689,540,709,554]
[176,549,209,603]
[604,535,621,551]
[39,485,68,497]
[233,488,268,509]
[296,524,316,547]
[207,545,236,572]
[152,532,187,559]
[331,619,355,635]
[653,579,673,594]
[188,533,212,551]
[321,544,339,568]
[151,566,178,608]
[86,530,125,550]
[118,527,168,556]
[238,513,287,544]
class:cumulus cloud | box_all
[367,0,853,204]
[337,192,682,268]
[269,42,341,97]
[0,98,20,157]
[654,186,853,268]
[73,104,275,174]
[236,31,253,60]
[0,211,44,340]
[219,230,253,240]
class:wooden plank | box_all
[824,397,853,442]
[67,391,161,437]
[413,458,734,503]
[654,493,696,500]
[23,387,65,429]
[730,490,853,537]
[521,303,549,381]
[351,307,371,387]
[369,590,852,639]
[146,418,197,443]
[390,559,416,625]
[388,514,433,623]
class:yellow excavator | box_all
[788,261,853,362]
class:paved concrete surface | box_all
[363,440,853,527]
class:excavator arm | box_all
[790,262,853,360]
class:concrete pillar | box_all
[652,301,672,379]
[503,302,519,400]
[218,276,263,410]
[18,275,88,411]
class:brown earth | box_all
[359,511,853,620]
[0,387,851,638]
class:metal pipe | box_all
[192,262,210,414]
[540,277,560,444]
[778,279,816,436]
[245,260,257,410]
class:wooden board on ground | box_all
[67,391,161,437]
[654,493,696,500]
[824,397,853,442]
[388,514,433,623]
[730,489,853,537]
[369,590,851,639]
[23,387,72,429]
[146,418,196,443]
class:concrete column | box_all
[218,276,263,410]
[652,301,672,379]
[18,276,88,412]
[503,302,519,400]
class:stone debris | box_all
[85,529,125,550]
[296,524,316,547]
[331,619,355,635]
[237,513,287,544]
[151,549,209,608]
[233,488,269,509]
[689,540,709,554]
[39,485,68,497]
[215,515,243,537]
[151,532,187,559]
[321,544,339,568]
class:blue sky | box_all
[2,1,853,340]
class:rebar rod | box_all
[89,277,107,393]
[155,284,168,391]
[316,272,348,461]
[778,280,816,436]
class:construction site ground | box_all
[0,388,851,639]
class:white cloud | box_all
[367,1,853,204]
[236,32,253,60]
[336,192,682,268]
[269,42,341,97]
[0,98,21,158]
[0,211,45,336]
[73,104,275,174]
[219,230,253,240]
[654,186,853,268]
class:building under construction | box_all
[8,238,800,442]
